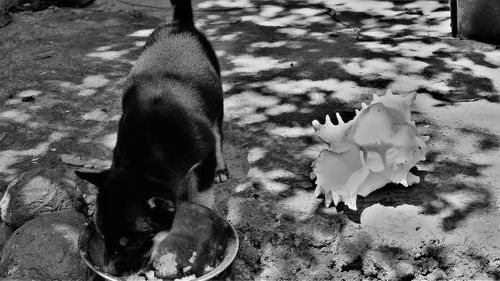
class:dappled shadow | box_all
[459,127,500,151]
[1,0,500,280]
[0,8,162,184]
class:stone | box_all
[0,168,84,229]
[0,211,93,281]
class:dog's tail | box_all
[170,0,194,27]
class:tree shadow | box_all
[1,0,499,280]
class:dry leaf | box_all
[60,154,85,167]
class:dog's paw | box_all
[214,169,229,183]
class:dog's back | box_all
[113,0,224,190]
[129,31,223,123]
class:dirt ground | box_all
[1,0,499,280]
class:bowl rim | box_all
[78,201,239,281]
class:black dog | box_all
[76,0,227,275]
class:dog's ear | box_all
[75,169,111,189]
[147,196,176,228]
[147,197,176,213]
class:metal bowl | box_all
[78,201,239,281]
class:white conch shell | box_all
[311,89,429,210]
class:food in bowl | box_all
[204,265,213,273]
[145,271,160,281]
[153,252,178,278]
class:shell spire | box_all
[336,112,344,124]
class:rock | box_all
[0,211,93,281]
[0,168,84,229]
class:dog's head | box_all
[76,169,177,275]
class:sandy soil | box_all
[1,0,499,280]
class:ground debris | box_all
[32,50,57,60]
[60,154,85,167]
